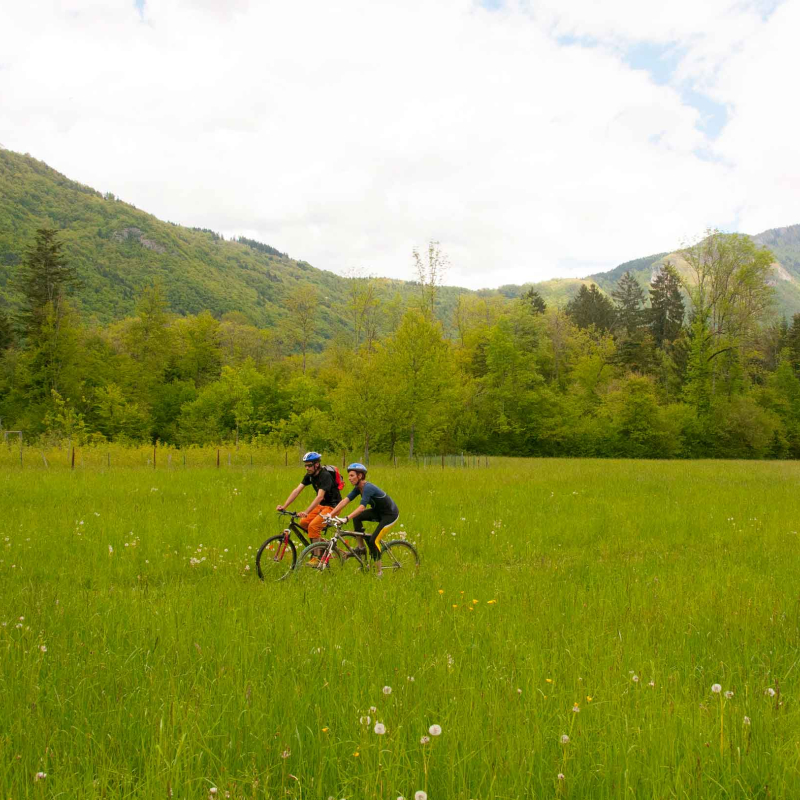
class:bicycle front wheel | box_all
[294,542,343,581]
[255,534,297,582]
[380,540,420,579]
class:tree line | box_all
[1,228,799,459]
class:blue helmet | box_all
[302,451,322,463]
[347,462,367,475]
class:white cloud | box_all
[0,0,795,290]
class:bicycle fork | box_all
[274,530,291,562]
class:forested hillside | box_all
[0,149,471,335]
[2,148,800,460]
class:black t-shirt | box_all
[302,468,341,507]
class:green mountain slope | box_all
[2,147,799,325]
[0,149,468,336]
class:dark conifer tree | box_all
[565,284,616,333]
[522,288,547,314]
[0,307,13,350]
[15,228,80,338]
[648,264,685,348]
[788,313,800,376]
[611,271,645,336]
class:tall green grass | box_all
[2,459,800,798]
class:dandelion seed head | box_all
[743,716,751,725]
[632,675,639,683]
[765,688,776,697]
[383,686,392,695]
[374,722,386,735]
[415,792,428,800]
[558,773,565,781]
[560,734,569,744]
[360,716,371,725]
[34,772,47,782]
[725,691,734,699]
[429,724,442,736]
[420,735,430,744]
[711,684,722,694]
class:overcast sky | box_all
[1,0,798,289]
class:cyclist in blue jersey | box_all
[327,463,399,576]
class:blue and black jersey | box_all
[347,482,399,518]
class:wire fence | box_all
[0,440,492,471]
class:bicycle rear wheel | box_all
[380,540,420,579]
[256,534,297,581]
[294,542,343,581]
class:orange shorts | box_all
[298,506,334,540]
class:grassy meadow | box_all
[2,456,800,798]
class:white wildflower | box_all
[725,691,734,700]
[560,734,569,744]
[420,735,430,744]
[383,686,392,695]
[711,684,722,694]
[743,716,751,725]
[414,792,428,800]
[374,722,386,735]
[765,688,776,697]
[428,724,442,736]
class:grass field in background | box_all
[2,458,800,799]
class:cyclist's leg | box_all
[351,509,378,560]
[352,508,378,534]
[368,513,399,564]
[307,506,334,540]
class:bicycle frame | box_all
[275,510,312,553]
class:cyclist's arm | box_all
[303,488,326,516]
[277,483,305,511]
[328,497,350,517]
[347,504,367,523]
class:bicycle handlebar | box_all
[277,509,301,518]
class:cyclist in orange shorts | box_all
[276,452,342,541]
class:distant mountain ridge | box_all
[2,147,799,326]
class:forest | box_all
[1,225,800,460]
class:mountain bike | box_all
[294,516,420,581]
[255,510,315,582]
